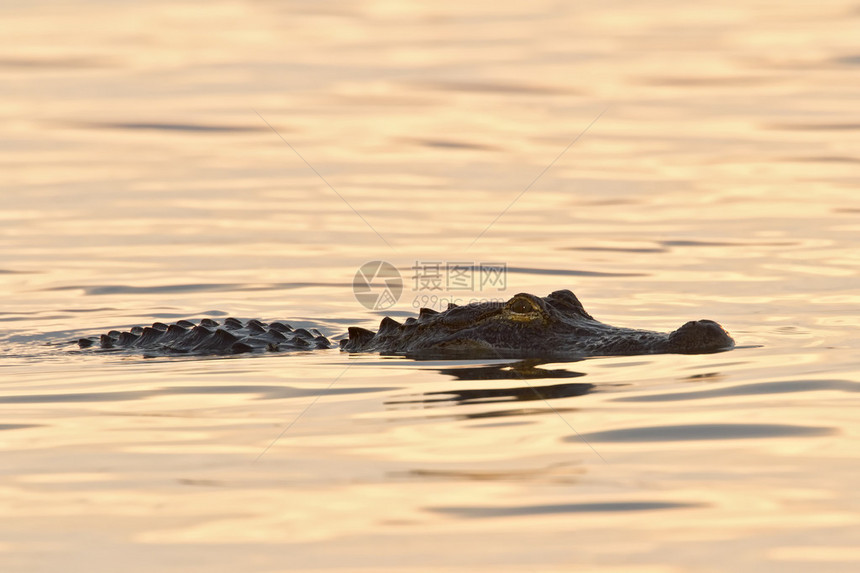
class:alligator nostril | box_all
[509,298,535,314]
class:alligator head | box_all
[340,289,734,358]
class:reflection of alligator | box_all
[384,360,595,424]
[343,289,733,358]
[389,381,595,406]
[434,360,587,382]
[77,289,733,358]
[387,360,593,407]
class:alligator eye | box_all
[509,298,535,314]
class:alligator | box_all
[75,289,734,358]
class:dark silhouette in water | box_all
[77,289,733,358]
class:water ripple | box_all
[80,122,265,133]
[571,423,834,442]
[0,385,391,404]
[430,501,704,518]
[614,379,859,402]
[46,282,341,295]
[0,424,41,431]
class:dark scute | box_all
[231,342,253,353]
[99,334,114,348]
[133,327,166,347]
[292,336,311,347]
[108,330,122,338]
[418,307,440,320]
[160,324,187,343]
[247,321,267,334]
[152,322,169,331]
[266,343,279,352]
[269,322,292,333]
[182,325,213,347]
[212,328,238,344]
[267,329,287,341]
[447,302,459,310]
[130,326,143,335]
[117,331,140,346]
[78,338,94,348]
[224,317,243,329]
[293,328,314,339]
[347,326,376,348]
[200,318,219,328]
[378,316,401,334]
[176,320,196,328]
[191,328,239,352]
[440,304,492,326]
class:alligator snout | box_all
[668,319,734,353]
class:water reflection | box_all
[570,246,668,254]
[390,359,593,407]
[504,266,645,278]
[452,406,579,421]
[413,79,572,95]
[421,381,593,405]
[0,424,40,431]
[789,156,860,164]
[81,122,265,133]
[615,378,859,402]
[0,384,390,404]
[767,122,860,131]
[46,281,341,295]
[640,75,772,87]
[398,461,582,482]
[564,239,799,254]
[400,137,497,151]
[387,360,593,421]
[430,501,705,518]
[434,359,587,382]
[0,56,110,69]
[572,423,835,443]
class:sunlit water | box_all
[2,1,859,571]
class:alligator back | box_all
[77,318,332,355]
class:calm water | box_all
[2,1,860,571]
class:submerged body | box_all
[76,289,733,358]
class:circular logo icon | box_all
[353,261,403,310]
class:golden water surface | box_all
[1,1,859,571]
